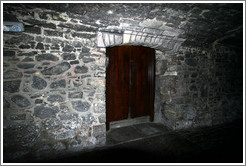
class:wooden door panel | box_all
[130,46,148,118]
[106,46,155,130]
[106,46,130,123]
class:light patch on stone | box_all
[107,10,113,14]
[164,71,177,76]
[139,18,163,29]
[123,30,132,43]
[95,20,101,25]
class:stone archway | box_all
[97,27,185,54]
[97,27,186,128]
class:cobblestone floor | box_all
[17,120,244,163]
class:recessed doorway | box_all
[106,46,155,130]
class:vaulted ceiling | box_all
[4,3,243,49]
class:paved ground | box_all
[16,120,244,163]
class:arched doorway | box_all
[106,46,155,130]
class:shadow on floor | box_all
[6,120,244,163]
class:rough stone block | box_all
[3,80,21,93]
[59,113,78,120]
[34,105,59,119]
[3,96,10,108]
[68,92,83,99]
[44,30,63,37]
[41,118,61,130]
[62,53,76,60]
[74,65,88,74]
[17,63,35,69]
[11,95,31,108]
[32,75,47,90]
[62,45,75,52]
[19,44,31,49]
[71,101,90,112]
[10,114,26,120]
[41,62,71,75]
[92,124,105,137]
[36,54,59,61]
[83,57,95,63]
[35,43,44,50]
[47,95,64,103]
[3,50,15,57]
[24,26,41,34]
[94,103,105,113]
[4,70,23,79]
[18,51,37,57]
[50,79,66,89]
[50,130,76,141]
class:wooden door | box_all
[106,46,155,130]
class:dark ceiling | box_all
[3,3,243,48]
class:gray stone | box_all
[11,95,31,107]
[62,45,74,52]
[22,57,34,62]
[5,34,34,45]
[4,124,40,147]
[36,54,59,61]
[83,57,95,63]
[41,118,61,130]
[42,23,56,29]
[44,30,63,37]
[41,62,71,75]
[35,99,43,104]
[17,63,35,69]
[50,79,66,89]
[58,113,78,120]
[72,32,96,39]
[81,113,97,126]
[94,103,105,113]
[47,95,64,103]
[34,105,59,119]
[3,50,15,57]
[25,26,41,34]
[3,96,10,108]
[186,107,197,120]
[18,51,37,57]
[19,44,31,49]
[62,53,76,60]
[4,80,21,93]
[51,44,60,50]
[68,92,83,98]
[4,70,23,79]
[36,36,45,42]
[35,43,44,49]
[82,47,90,53]
[52,142,66,151]
[50,130,76,140]
[71,101,90,112]
[185,58,197,66]
[70,60,79,64]
[74,65,88,74]
[93,124,105,137]
[32,76,47,90]
[10,114,26,120]
[98,114,106,123]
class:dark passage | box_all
[18,120,242,163]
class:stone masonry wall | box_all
[155,45,243,130]
[3,3,243,162]
[3,4,106,161]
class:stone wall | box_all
[155,45,243,130]
[3,4,107,162]
[3,3,243,162]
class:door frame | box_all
[105,45,155,130]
